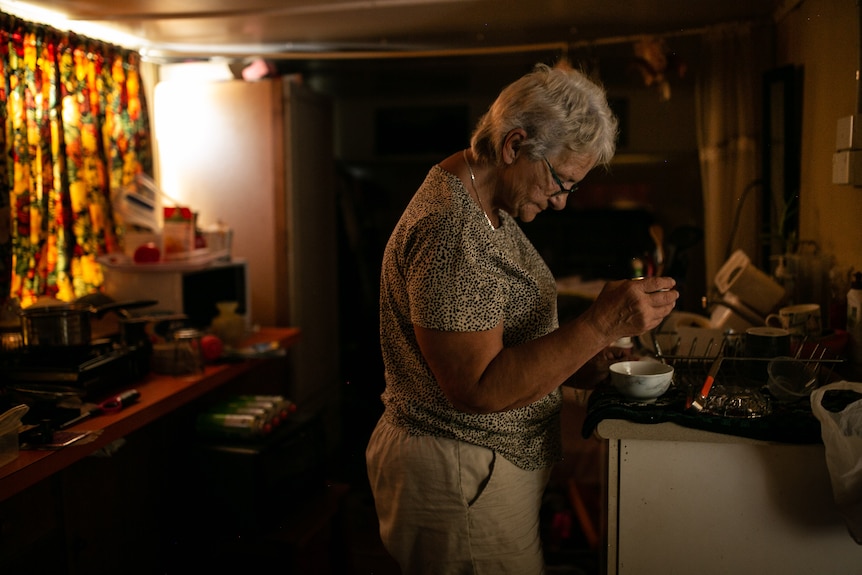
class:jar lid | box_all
[173,328,204,341]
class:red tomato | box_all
[201,334,224,361]
[133,242,161,263]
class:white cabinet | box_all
[598,420,862,574]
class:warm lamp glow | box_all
[154,72,245,211]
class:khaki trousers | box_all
[366,417,551,575]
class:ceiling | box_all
[1,0,780,61]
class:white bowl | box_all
[609,360,674,401]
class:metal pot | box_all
[19,300,157,348]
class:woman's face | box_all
[496,151,596,222]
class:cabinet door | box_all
[609,438,861,574]
[280,78,340,414]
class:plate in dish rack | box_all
[639,312,724,357]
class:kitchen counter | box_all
[595,410,862,574]
[0,326,301,503]
[0,327,306,573]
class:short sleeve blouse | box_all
[379,165,562,471]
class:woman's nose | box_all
[548,194,568,211]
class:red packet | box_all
[163,206,195,257]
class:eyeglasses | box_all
[543,157,579,197]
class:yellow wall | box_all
[778,0,862,273]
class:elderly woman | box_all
[366,62,678,574]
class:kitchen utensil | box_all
[151,328,205,374]
[675,326,725,357]
[58,389,141,429]
[766,357,818,403]
[744,326,792,357]
[639,311,721,358]
[649,223,665,275]
[0,298,23,351]
[609,360,674,401]
[714,249,786,316]
[744,326,792,382]
[704,292,762,331]
[19,299,157,348]
[687,355,723,412]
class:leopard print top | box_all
[379,164,562,471]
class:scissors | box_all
[59,389,141,430]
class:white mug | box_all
[766,303,822,339]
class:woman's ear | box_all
[502,129,527,164]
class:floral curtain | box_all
[0,13,152,307]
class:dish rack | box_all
[650,331,844,418]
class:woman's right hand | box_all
[583,276,679,342]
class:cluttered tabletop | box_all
[584,318,859,445]
[561,248,862,445]
[0,326,300,502]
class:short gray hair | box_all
[470,62,618,167]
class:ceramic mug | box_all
[744,326,792,382]
[766,303,822,339]
[745,326,792,358]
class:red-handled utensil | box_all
[58,389,141,429]
[687,356,723,412]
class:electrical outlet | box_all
[833,150,862,185]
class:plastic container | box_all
[766,357,818,403]
[714,249,786,315]
[0,405,28,467]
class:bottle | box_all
[847,271,862,364]
[195,412,267,439]
[210,301,245,348]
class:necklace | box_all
[463,149,495,230]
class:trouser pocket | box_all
[458,442,496,507]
